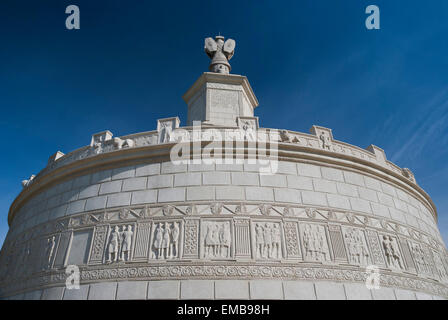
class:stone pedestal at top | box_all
[183,72,259,127]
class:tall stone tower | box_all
[0,36,447,300]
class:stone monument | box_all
[0,36,447,300]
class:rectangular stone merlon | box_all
[366,144,387,163]
[310,125,333,150]
[157,117,180,143]
[47,151,65,165]
[90,130,113,147]
[183,72,259,127]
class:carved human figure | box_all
[120,225,133,262]
[319,132,330,150]
[383,235,403,269]
[204,224,220,258]
[154,223,164,259]
[219,224,231,258]
[262,223,273,258]
[162,222,171,259]
[271,224,282,259]
[45,236,56,269]
[255,223,265,259]
[107,226,121,263]
[170,222,180,258]
[242,121,256,141]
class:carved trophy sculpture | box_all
[204,35,236,74]
[21,175,35,188]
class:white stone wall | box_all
[8,160,442,244]
[4,280,445,300]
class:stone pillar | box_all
[182,72,259,127]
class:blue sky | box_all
[0,1,447,247]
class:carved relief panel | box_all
[380,234,405,271]
[342,226,370,266]
[409,241,433,276]
[299,223,331,263]
[200,220,233,260]
[88,225,108,265]
[104,223,136,264]
[234,219,251,259]
[251,220,283,260]
[183,219,200,259]
[432,250,448,282]
[283,220,301,260]
[133,222,152,261]
[150,220,182,260]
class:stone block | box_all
[245,187,274,201]
[415,292,433,300]
[99,180,123,195]
[188,163,215,172]
[203,172,231,185]
[112,166,135,180]
[158,188,185,202]
[187,186,215,201]
[122,177,147,191]
[297,163,321,178]
[344,283,373,300]
[276,161,297,175]
[381,182,397,197]
[377,192,394,207]
[41,287,65,300]
[147,281,180,300]
[23,290,43,300]
[136,163,160,176]
[371,287,396,300]
[66,199,86,215]
[260,175,287,188]
[174,173,201,187]
[131,190,157,205]
[116,281,148,300]
[216,163,243,171]
[85,196,107,211]
[161,162,187,174]
[358,187,378,202]
[147,175,173,189]
[283,281,316,300]
[314,282,346,300]
[78,184,100,199]
[313,179,337,193]
[274,188,301,203]
[364,176,382,191]
[370,203,391,218]
[91,170,112,184]
[61,190,79,203]
[350,198,372,213]
[216,186,245,200]
[231,172,259,186]
[394,289,416,300]
[106,192,131,208]
[63,285,89,300]
[343,171,365,187]
[88,282,117,300]
[327,194,351,210]
[72,175,91,188]
[286,175,313,190]
[249,280,283,299]
[321,167,344,182]
[215,280,249,299]
[301,191,327,206]
[180,280,214,299]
